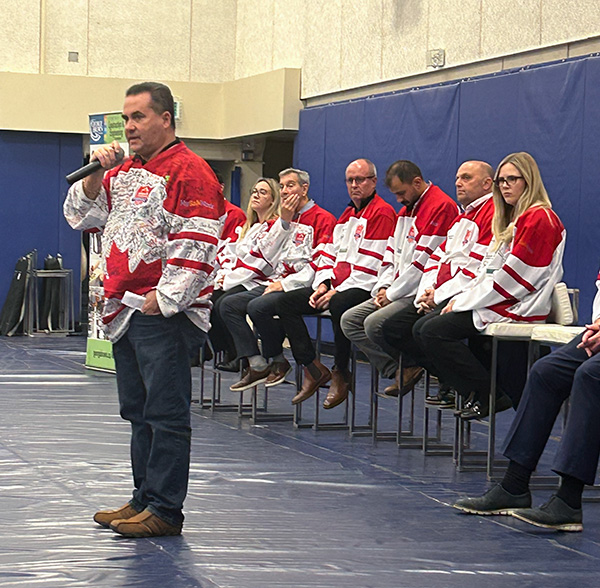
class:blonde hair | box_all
[491,152,552,248]
[240,177,281,238]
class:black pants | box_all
[383,305,528,404]
[276,287,371,370]
[208,286,246,357]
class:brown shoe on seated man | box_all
[292,359,331,404]
[323,367,351,409]
[380,366,424,398]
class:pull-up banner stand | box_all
[84,112,128,372]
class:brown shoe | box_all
[323,368,350,409]
[399,366,424,396]
[381,369,401,397]
[94,503,141,529]
[230,365,271,391]
[291,360,331,405]
[265,359,292,388]
[110,509,182,538]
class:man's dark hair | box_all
[385,160,423,187]
[126,82,176,130]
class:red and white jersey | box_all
[416,192,494,305]
[270,202,337,291]
[64,141,224,342]
[451,205,566,329]
[313,194,397,293]
[380,184,459,301]
[215,200,246,280]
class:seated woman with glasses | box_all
[208,178,281,371]
[401,152,566,420]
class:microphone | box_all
[66,147,125,185]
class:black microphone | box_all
[66,147,125,185]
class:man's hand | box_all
[280,193,300,223]
[416,288,436,314]
[441,300,455,315]
[82,140,123,200]
[309,284,334,310]
[263,281,283,295]
[577,321,600,357]
[374,288,391,308]
[141,290,162,315]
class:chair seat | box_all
[482,322,540,339]
[530,325,585,346]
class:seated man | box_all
[380,160,495,403]
[246,168,337,388]
[453,272,600,533]
[340,160,458,395]
[272,158,397,409]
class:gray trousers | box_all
[340,297,413,379]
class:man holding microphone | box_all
[64,82,224,537]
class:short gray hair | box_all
[279,167,310,187]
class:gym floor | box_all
[1,336,599,588]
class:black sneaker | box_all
[460,394,513,421]
[453,483,532,515]
[511,495,583,532]
[425,389,456,408]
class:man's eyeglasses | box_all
[494,175,524,187]
[345,175,375,186]
[251,188,270,196]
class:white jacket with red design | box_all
[313,194,397,293]
[379,184,459,301]
[451,205,566,329]
[269,202,337,291]
[63,142,225,342]
[415,192,494,305]
[221,219,282,291]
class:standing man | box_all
[273,159,397,409]
[340,160,458,395]
[64,82,224,538]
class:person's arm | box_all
[577,278,600,356]
[154,162,224,317]
[63,142,122,230]
[385,201,458,302]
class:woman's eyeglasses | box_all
[494,175,524,187]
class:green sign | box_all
[85,338,116,373]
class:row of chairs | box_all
[194,283,582,485]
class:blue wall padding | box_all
[294,54,600,330]
[0,131,83,319]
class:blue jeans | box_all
[112,311,206,526]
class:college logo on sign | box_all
[89,118,104,143]
[132,185,152,205]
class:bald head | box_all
[455,160,494,207]
[345,158,378,207]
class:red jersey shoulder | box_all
[163,147,225,219]
[517,205,564,232]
